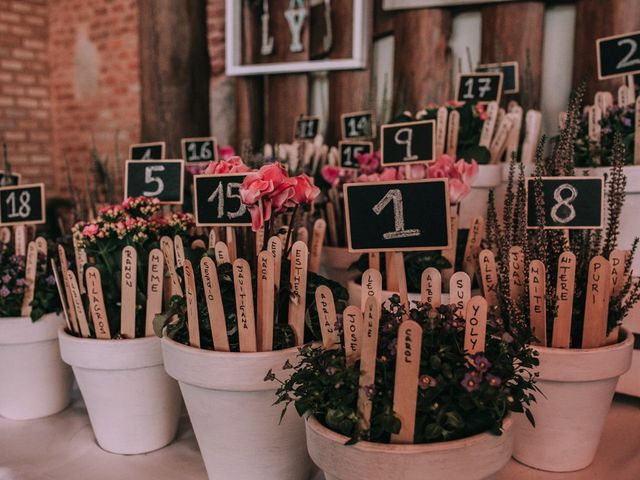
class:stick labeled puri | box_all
[183,259,200,348]
[360,268,382,312]
[288,241,309,345]
[343,305,363,367]
[200,256,229,352]
[315,285,340,349]
[528,260,547,346]
[257,251,275,352]
[20,241,38,316]
[85,267,111,339]
[582,256,611,348]
[478,249,499,307]
[552,251,576,348]
[233,258,257,352]
[120,246,137,339]
[464,296,488,356]
[145,249,164,336]
[420,267,441,307]
[357,297,380,434]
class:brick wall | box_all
[0,0,53,188]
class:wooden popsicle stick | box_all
[214,241,230,265]
[66,270,91,338]
[441,211,458,283]
[296,226,309,246]
[173,235,185,268]
[255,227,265,254]
[521,110,542,165]
[357,297,380,434]
[528,260,547,346]
[35,236,47,257]
[618,85,629,108]
[390,319,423,445]
[582,256,611,348]
[420,267,441,307]
[0,227,10,244]
[73,235,87,293]
[508,246,525,303]
[628,75,636,104]
[200,256,229,352]
[368,252,380,272]
[20,241,38,316]
[226,227,237,262]
[120,246,137,339]
[326,202,338,247]
[309,219,326,273]
[58,245,78,331]
[609,249,629,297]
[393,252,410,310]
[494,108,505,139]
[478,249,499,307]
[160,236,183,298]
[343,305,363,367]
[552,251,576,348]
[268,236,283,290]
[145,248,164,337]
[191,239,206,250]
[85,266,111,339]
[208,229,217,249]
[462,215,485,280]
[288,241,309,345]
[594,91,606,113]
[505,107,523,162]
[257,251,275,352]
[315,285,340,349]
[558,112,567,130]
[233,258,257,352]
[449,271,471,319]
[385,252,398,291]
[435,106,448,157]
[51,259,72,331]
[183,259,201,348]
[635,98,640,165]
[588,105,602,146]
[489,114,514,163]
[360,268,382,312]
[479,101,499,148]
[446,109,460,157]
[14,225,26,256]
[464,296,488,355]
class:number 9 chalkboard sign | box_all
[193,174,252,226]
[125,160,185,204]
[181,137,218,165]
[343,179,451,252]
[597,31,640,80]
[0,183,46,225]
[380,120,436,167]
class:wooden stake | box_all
[145,249,164,337]
[462,215,485,280]
[288,241,309,345]
[200,256,229,352]
[478,249,499,307]
[208,229,217,249]
[552,251,576,348]
[450,271,471,318]
[326,202,339,247]
[582,256,611,348]
[85,266,111,339]
[58,245,78,332]
[385,252,399,292]
[521,110,542,165]
[435,106,448,157]
[528,259,547,346]
[505,107,523,162]
[72,235,87,294]
[368,252,380,272]
[357,297,380,435]
[464,296,487,355]
[268,236,283,290]
[257,251,275,352]
[66,270,90,338]
[609,249,628,297]
[508,246,525,303]
[120,246,137,339]
[173,235,185,268]
[20,241,37,316]
[618,85,629,108]
[51,258,72,331]
[343,305,363,367]
[441,211,458,283]
[296,226,309,246]
[226,227,237,262]
[392,252,409,310]
[360,268,382,312]
[233,258,257,352]
[635,98,640,165]
[315,285,340,349]
[160,236,182,298]
[446,109,460,156]
[420,267,441,307]
[214,241,230,265]
[255,227,265,254]
[479,101,499,148]
[309,219,326,273]
[35,236,47,256]
[14,225,26,256]
[183,259,200,348]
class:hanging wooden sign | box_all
[508,246,525,303]
[125,160,185,204]
[455,72,503,104]
[193,174,252,226]
[476,61,519,94]
[268,236,283,290]
[380,120,436,167]
[129,142,165,160]
[596,30,640,80]
[341,110,375,140]
[339,141,373,170]
[181,137,218,165]
[0,183,45,225]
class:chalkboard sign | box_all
[181,137,218,164]
[339,141,373,170]
[526,177,604,229]
[124,160,184,204]
[341,111,375,139]
[193,174,252,227]
[129,142,166,160]
[476,61,519,94]
[0,183,45,225]
[380,120,435,167]
[597,31,640,79]
[343,179,451,252]
[0,171,21,186]
[455,72,503,103]
[294,116,320,140]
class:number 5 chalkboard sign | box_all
[193,174,252,226]
[0,183,46,225]
[380,120,435,167]
[597,31,640,80]
[343,179,451,252]
[125,160,185,204]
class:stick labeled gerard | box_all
[201,256,229,352]
[464,296,487,355]
[528,260,547,346]
[288,241,309,345]
[552,251,576,348]
[233,258,257,352]
[20,241,37,316]
[478,249,499,307]
[257,251,275,352]
[343,305,363,367]
[145,249,164,336]
[582,256,611,348]
[85,266,111,339]
[120,246,137,339]
[315,285,340,349]
[183,259,200,348]
[309,219,326,273]
[450,271,471,318]
[357,297,380,434]
[420,267,441,307]
[360,268,382,312]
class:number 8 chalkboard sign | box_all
[0,183,46,225]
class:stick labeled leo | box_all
[183,259,200,348]
[120,246,137,339]
[343,305,363,367]
[420,267,441,307]
[357,297,380,434]
[528,260,547,346]
[315,286,340,349]
[288,241,309,345]
[464,296,487,355]
[552,251,576,348]
[233,258,257,352]
[145,249,164,336]
[201,256,229,352]
[360,268,382,312]
[85,267,111,339]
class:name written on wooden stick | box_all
[420,267,441,307]
[309,219,326,273]
[233,258,257,352]
[552,251,576,348]
[464,296,488,356]
[360,268,382,313]
[315,285,340,349]
[257,251,275,352]
[343,305,363,367]
[85,266,111,339]
[183,260,201,348]
[528,260,547,346]
[20,241,37,316]
[357,297,380,435]
[450,271,471,319]
[200,256,229,352]
[66,270,90,338]
[508,246,525,302]
[478,249,499,307]
[462,215,485,279]
[288,241,309,345]
[120,246,137,339]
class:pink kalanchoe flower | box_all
[426,154,478,204]
[204,156,252,174]
[321,165,341,187]
[82,224,99,236]
[217,145,236,161]
[356,151,381,174]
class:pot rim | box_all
[162,333,301,360]
[535,327,633,354]
[472,164,502,188]
[0,312,63,345]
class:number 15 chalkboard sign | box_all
[193,174,252,226]
[0,183,46,225]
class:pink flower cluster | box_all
[426,154,478,204]
[204,156,251,174]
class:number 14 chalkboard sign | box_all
[0,183,46,225]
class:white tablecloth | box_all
[1,394,639,480]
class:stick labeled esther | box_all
[120,246,137,338]
[288,241,309,345]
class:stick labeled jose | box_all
[343,305,363,367]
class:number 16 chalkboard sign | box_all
[0,183,46,225]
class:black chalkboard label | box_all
[597,31,640,79]
[476,61,519,94]
[0,183,45,225]
[193,174,252,227]
[380,120,435,167]
[129,142,166,160]
[526,177,604,229]
[339,141,373,170]
[125,160,184,204]
[341,111,375,139]
[181,137,218,164]
[294,116,320,140]
[343,179,451,253]
[455,72,503,103]
[0,171,21,186]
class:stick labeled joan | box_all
[357,297,380,434]
[288,241,309,345]
[85,267,111,339]
[233,258,257,352]
[508,246,525,302]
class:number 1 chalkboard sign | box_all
[0,170,21,186]
[125,160,184,204]
[476,61,519,94]
[380,120,435,167]
[341,111,375,139]
[0,183,45,225]
[193,174,252,227]
[294,116,320,140]
[526,177,604,229]
[455,72,503,103]
[597,31,640,79]
[181,137,218,164]
[129,142,166,160]
[339,141,373,170]
[343,179,451,252]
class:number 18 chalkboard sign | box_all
[193,174,252,226]
[0,183,46,225]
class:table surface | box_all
[1,394,638,480]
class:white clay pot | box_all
[161,337,313,480]
[459,164,502,228]
[58,330,182,454]
[306,414,513,480]
[320,246,361,286]
[513,328,634,472]
[0,313,73,420]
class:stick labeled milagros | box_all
[233,258,257,352]
[120,246,137,338]
[450,271,471,318]
[464,296,487,355]
[357,297,380,434]
[391,319,423,444]
[183,259,200,348]
[478,249,499,307]
[528,260,547,346]
[20,241,37,316]
[582,256,611,348]
[66,270,91,337]
[200,256,229,352]
[268,236,283,290]
[462,215,485,279]
[309,219,326,273]
[360,268,382,312]
[420,267,441,307]
[315,285,340,349]
[552,251,576,348]
[288,241,309,345]
[145,248,164,336]
[508,246,525,302]
[343,305,363,367]
[85,266,111,339]
[257,251,275,352]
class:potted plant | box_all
[56,196,194,454]
[0,231,71,420]
[157,159,349,480]
[269,283,538,480]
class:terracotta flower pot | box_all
[0,313,73,420]
[513,328,634,472]
[58,330,182,454]
[161,337,313,480]
[320,246,361,286]
[459,164,502,228]
[306,414,514,480]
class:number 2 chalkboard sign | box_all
[129,142,166,160]
[597,31,640,79]
[455,72,503,103]
[339,141,373,170]
[0,183,45,225]
[294,116,320,140]
[125,160,184,204]
[380,120,435,167]
[341,111,375,139]
[526,177,604,229]
[181,137,218,164]
[476,61,519,94]
[193,174,252,227]
[343,179,451,252]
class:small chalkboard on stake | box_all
[343,179,451,253]
[125,160,185,204]
[129,141,165,160]
[294,116,320,140]
[341,110,375,139]
[193,174,251,226]
[596,31,640,80]
[526,177,604,229]
[181,137,218,165]
[0,183,45,226]
[476,61,519,94]
[380,120,435,167]
[0,170,21,186]
[455,72,503,104]
[338,141,373,170]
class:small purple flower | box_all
[486,374,502,387]
[473,355,492,372]
[0,286,10,297]
[362,384,375,400]
[15,278,27,287]
[387,337,397,356]
[46,275,56,286]
[325,367,337,376]
[461,372,480,392]
[622,117,632,127]
[419,374,437,390]
[1,274,10,284]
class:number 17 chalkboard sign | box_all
[0,183,46,225]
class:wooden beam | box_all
[374,0,394,39]
[139,0,210,157]
[481,1,545,110]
